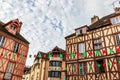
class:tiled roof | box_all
[35,46,66,61]
[65,12,120,38]
[89,12,120,30]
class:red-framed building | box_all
[0,19,29,80]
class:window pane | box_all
[13,42,19,52]
[0,36,5,47]
[79,62,87,75]
[116,34,120,45]
[112,17,120,24]
[94,38,102,50]
[79,43,85,53]
[76,30,80,36]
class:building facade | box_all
[23,46,66,80]
[65,8,120,80]
[0,19,29,80]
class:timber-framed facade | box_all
[65,8,120,80]
[0,19,29,80]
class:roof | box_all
[35,51,48,61]
[65,33,75,39]
[0,21,29,44]
[89,12,120,30]
[65,12,120,39]
[50,46,65,53]
[35,46,66,61]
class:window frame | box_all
[79,62,87,75]
[111,16,120,24]
[48,71,61,78]
[115,33,120,46]
[0,35,5,47]
[96,59,105,74]
[78,42,85,54]
[94,38,102,50]
[4,62,15,80]
[11,25,16,30]
[49,61,62,67]
[13,42,19,53]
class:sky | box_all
[0,0,119,66]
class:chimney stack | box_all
[91,15,99,24]
[115,7,120,14]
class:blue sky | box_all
[0,0,119,66]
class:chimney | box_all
[115,7,120,14]
[91,15,99,24]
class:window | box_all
[111,17,120,24]
[13,42,19,53]
[4,62,15,80]
[76,29,80,36]
[116,34,120,45]
[76,28,87,36]
[48,71,61,78]
[96,59,105,73]
[11,25,16,30]
[79,62,87,75]
[94,38,102,50]
[49,61,62,67]
[0,35,5,47]
[80,29,82,34]
[78,42,85,53]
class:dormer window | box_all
[111,16,120,24]
[11,25,16,30]
[76,28,87,36]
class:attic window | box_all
[11,25,16,30]
[111,17,120,24]
[76,28,86,36]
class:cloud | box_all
[0,0,118,66]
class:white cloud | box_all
[0,0,118,66]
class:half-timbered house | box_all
[23,46,66,80]
[0,19,29,80]
[65,7,120,80]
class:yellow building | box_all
[23,46,66,80]
[65,7,120,80]
[0,19,29,80]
